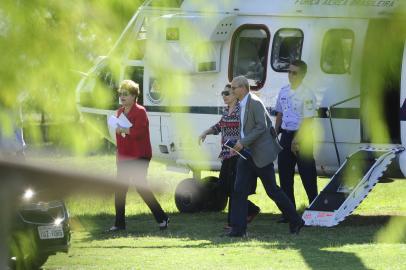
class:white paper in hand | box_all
[108,115,119,129]
[118,113,132,128]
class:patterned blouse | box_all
[211,103,240,160]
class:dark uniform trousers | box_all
[115,159,167,229]
[278,129,318,209]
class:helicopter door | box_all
[122,62,144,105]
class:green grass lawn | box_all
[32,155,406,270]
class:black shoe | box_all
[159,217,170,230]
[277,217,289,224]
[226,230,247,237]
[247,208,260,223]
[106,226,125,232]
[290,219,305,235]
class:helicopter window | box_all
[229,25,270,90]
[124,66,144,105]
[98,66,116,90]
[97,66,116,91]
[79,64,119,110]
[125,18,148,60]
[321,29,354,74]
[271,28,303,72]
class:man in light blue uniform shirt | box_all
[275,60,318,223]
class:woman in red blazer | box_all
[108,80,169,231]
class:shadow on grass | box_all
[70,212,405,270]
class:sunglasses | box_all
[118,91,130,97]
[221,90,230,96]
[221,90,230,97]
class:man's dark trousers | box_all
[278,130,318,209]
[230,157,302,234]
[219,155,260,225]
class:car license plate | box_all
[38,225,64,239]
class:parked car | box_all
[9,188,70,269]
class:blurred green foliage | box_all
[360,10,406,144]
[0,0,143,153]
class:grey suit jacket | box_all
[240,93,283,168]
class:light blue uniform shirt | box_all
[275,84,316,131]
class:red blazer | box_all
[116,103,152,161]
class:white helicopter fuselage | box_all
[76,0,406,179]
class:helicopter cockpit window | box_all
[229,25,270,89]
[79,64,118,109]
[271,28,303,72]
[127,18,148,60]
[98,66,116,91]
[321,29,354,74]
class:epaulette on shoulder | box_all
[281,85,290,91]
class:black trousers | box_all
[218,156,259,225]
[114,159,167,228]
[231,157,302,234]
[278,130,318,209]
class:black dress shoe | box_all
[159,217,170,230]
[226,230,247,237]
[247,208,260,223]
[106,226,125,232]
[276,217,289,224]
[223,224,232,231]
[290,219,305,235]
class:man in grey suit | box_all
[228,75,304,237]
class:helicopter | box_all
[75,0,406,224]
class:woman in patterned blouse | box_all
[198,84,259,230]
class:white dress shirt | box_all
[239,93,249,138]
